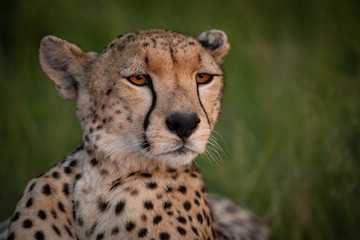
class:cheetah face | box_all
[39,29,230,167]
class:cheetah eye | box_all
[127,75,150,86]
[196,73,213,84]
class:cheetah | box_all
[5,29,271,240]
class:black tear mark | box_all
[196,86,210,127]
[142,78,157,149]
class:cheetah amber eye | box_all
[196,73,213,84]
[127,75,149,86]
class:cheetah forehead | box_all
[101,29,222,76]
[104,29,198,52]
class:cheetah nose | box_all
[165,112,201,140]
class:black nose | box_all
[165,112,201,140]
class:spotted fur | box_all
[6,29,270,240]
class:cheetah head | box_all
[39,29,230,167]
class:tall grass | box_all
[1,0,359,239]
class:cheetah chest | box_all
[73,166,217,240]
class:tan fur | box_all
[7,29,270,240]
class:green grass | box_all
[1,0,359,239]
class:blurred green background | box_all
[1,0,359,239]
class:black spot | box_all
[201,186,207,193]
[151,38,157,48]
[67,218,72,227]
[183,201,191,211]
[141,214,147,222]
[52,171,60,179]
[7,232,14,240]
[52,225,62,236]
[22,219,33,228]
[72,204,77,220]
[190,173,198,178]
[197,213,203,224]
[126,221,135,231]
[169,47,177,64]
[90,158,98,166]
[110,179,122,191]
[75,173,82,180]
[160,232,170,240]
[42,184,51,195]
[64,225,73,237]
[194,199,200,206]
[115,201,125,215]
[138,228,148,238]
[51,209,57,219]
[64,166,72,174]
[168,168,176,173]
[177,216,187,224]
[130,189,138,196]
[98,200,109,212]
[177,226,186,235]
[206,215,210,226]
[96,232,104,240]
[195,191,201,198]
[69,160,77,167]
[29,182,36,191]
[12,212,20,222]
[167,211,173,216]
[165,186,173,192]
[146,182,157,189]
[144,201,154,210]
[163,201,172,209]
[78,217,84,226]
[128,172,136,177]
[153,215,162,225]
[38,210,47,220]
[111,226,119,235]
[26,197,33,208]
[140,173,152,178]
[62,183,70,196]
[178,186,187,194]
[89,222,97,236]
[106,88,112,95]
[191,226,199,236]
[35,231,45,240]
[143,42,149,47]
[58,202,65,212]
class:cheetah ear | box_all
[197,30,230,64]
[39,36,95,100]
